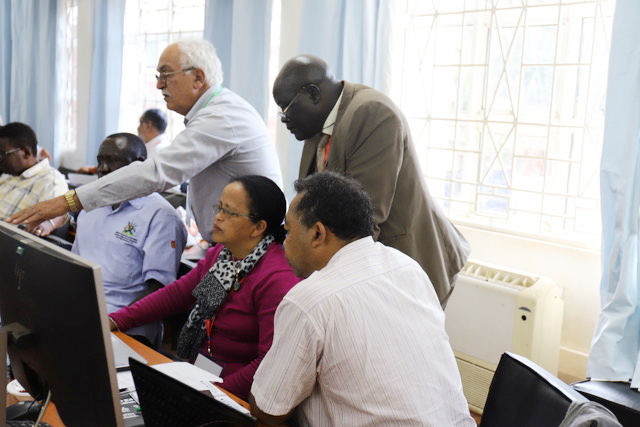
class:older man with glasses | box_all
[272,54,471,308]
[10,39,282,247]
[0,122,68,231]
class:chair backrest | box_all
[481,352,588,427]
[571,380,640,426]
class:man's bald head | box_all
[274,55,337,93]
[273,55,343,141]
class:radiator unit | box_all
[444,260,564,413]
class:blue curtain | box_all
[297,0,390,91]
[84,0,125,164]
[203,0,273,119]
[0,0,58,157]
[588,0,640,389]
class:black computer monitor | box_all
[0,221,124,427]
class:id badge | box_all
[195,353,224,378]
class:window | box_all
[118,0,206,142]
[390,0,615,248]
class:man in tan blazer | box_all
[272,54,471,307]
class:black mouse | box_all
[6,400,42,421]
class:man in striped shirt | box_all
[249,171,474,426]
[0,122,67,220]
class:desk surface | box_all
[10,332,261,426]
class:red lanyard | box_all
[204,285,239,356]
[205,316,216,356]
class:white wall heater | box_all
[444,260,564,413]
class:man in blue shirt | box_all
[72,133,187,347]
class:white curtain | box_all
[588,0,640,388]
[203,0,274,119]
[0,0,59,159]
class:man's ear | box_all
[309,221,327,248]
[22,146,34,159]
[307,84,321,104]
[193,69,206,89]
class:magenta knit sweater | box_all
[110,242,300,399]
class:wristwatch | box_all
[64,189,79,212]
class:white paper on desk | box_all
[152,362,223,391]
[116,371,136,391]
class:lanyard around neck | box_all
[202,85,223,109]
[186,86,224,126]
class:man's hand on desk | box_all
[27,214,68,237]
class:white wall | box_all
[458,225,601,382]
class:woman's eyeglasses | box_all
[213,204,254,219]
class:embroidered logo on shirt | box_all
[171,240,176,249]
[115,221,139,244]
[123,222,137,236]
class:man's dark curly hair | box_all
[0,122,38,155]
[293,171,373,240]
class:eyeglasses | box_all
[155,67,197,84]
[0,147,20,162]
[213,204,255,220]
[277,85,310,119]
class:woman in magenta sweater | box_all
[108,175,300,399]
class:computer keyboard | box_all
[120,392,145,427]
[6,421,53,427]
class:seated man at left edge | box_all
[0,122,68,228]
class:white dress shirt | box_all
[76,86,282,241]
[144,133,171,159]
[252,237,475,427]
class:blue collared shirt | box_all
[72,193,187,312]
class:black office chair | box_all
[571,380,640,426]
[481,352,590,427]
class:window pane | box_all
[118,0,205,143]
[393,0,615,247]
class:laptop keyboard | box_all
[120,392,145,427]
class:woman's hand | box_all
[108,317,120,332]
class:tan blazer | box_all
[299,82,470,306]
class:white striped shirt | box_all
[251,237,475,426]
